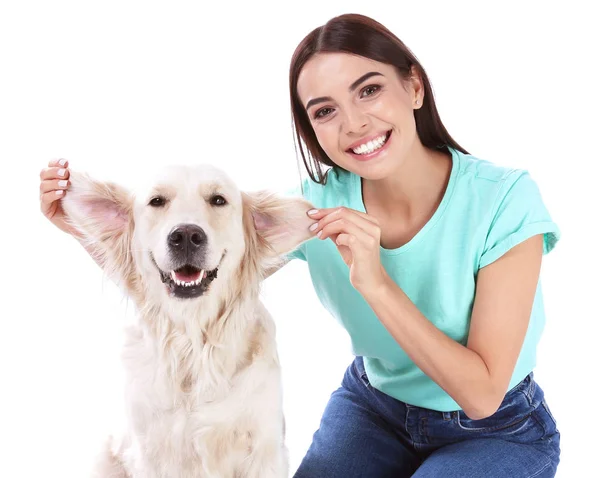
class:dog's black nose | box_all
[168,224,207,251]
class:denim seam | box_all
[531,407,549,437]
[419,417,429,446]
[533,406,562,452]
[405,409,417,447]
[353,360,371,391]
[530,410,562,475]
[527,459,553,478]
[541,399,558,427]
[519,376,536,407]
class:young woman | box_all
[39,13,561,478]
[284,13,560,478]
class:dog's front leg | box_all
[238,443,289,478]
[90,437,131,478]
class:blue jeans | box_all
[294,357,560,477]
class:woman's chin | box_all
[341,159,396,181]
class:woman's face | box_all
[297,52,423,180]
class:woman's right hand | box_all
[39,158,77,236]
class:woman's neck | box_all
[361,144,452,230]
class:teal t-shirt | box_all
[286,147,560,412]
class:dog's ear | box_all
[244,190,314,257]
[62,171,134,273]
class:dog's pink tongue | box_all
[175,270,202,282]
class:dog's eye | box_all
[149,196,166,207]
[210,195,227,207]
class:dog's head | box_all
[62,165,313,305]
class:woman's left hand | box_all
[308,207,387,297]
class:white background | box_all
[1,1,598,476]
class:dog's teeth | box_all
[168,269,206,288]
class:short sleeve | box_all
[479,171,560,269]
[282,179,309,262]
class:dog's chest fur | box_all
[116,307,283,477]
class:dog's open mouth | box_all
[169,265,213,287]
[150,253,219,299]
[160,264,218,299]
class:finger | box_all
[48,158,69,168]
[318,218,374,248]
[40,189,65,210]
[40,166,70,181]
[313,207,380,238]
[308,206,378,225]
[40,178,70,195]
[335,233,357,248]
[329,234,354,265]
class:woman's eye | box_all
[210,195,227,207]
[360,85,381,98]
[315,107,334,119]
[149,196,166,207]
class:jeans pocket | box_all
[455,376,536,433]
[456,407,533,433]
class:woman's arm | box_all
[365,235,543,419]
[310,206,543,419]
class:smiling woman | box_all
[289,16,467,185]
[284,13,562,478]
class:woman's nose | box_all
[341,107,369,135]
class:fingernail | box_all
[59,159,67,166]
[317,230,322,238]
[55,190,64,196]
[58,168,66,177]
[307,209,318,216]
[58,180,68,188]
[309,223,318,232]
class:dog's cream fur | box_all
[62,165,313,478]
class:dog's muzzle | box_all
[168,224,207,262]
[149,224,222,300]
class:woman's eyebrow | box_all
[305,95,332,110]
[349,71,383,91]
[304,71,384,110]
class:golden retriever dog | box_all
[61,165,313,478]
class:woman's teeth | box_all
[351,133,388,155]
